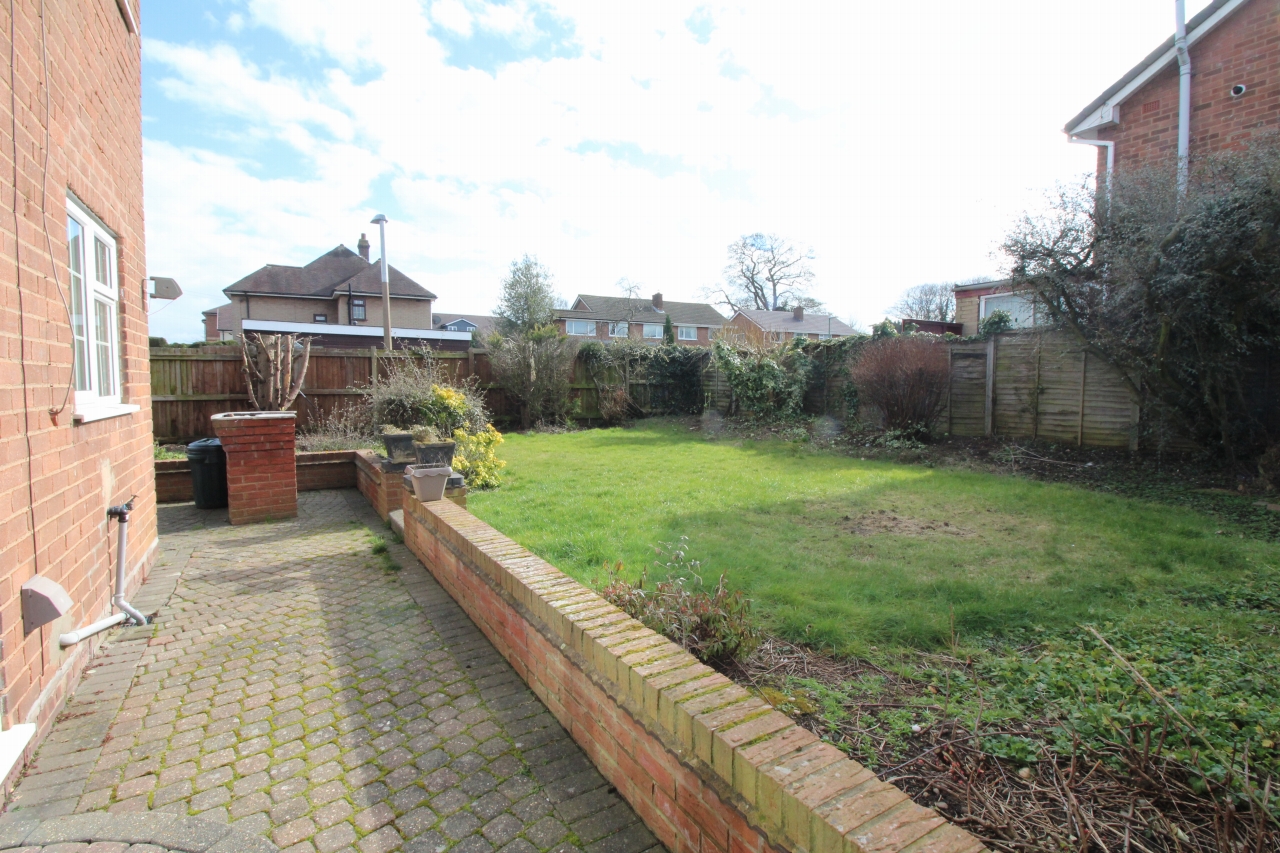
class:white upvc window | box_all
[67,196,132,421]
[642,323,663,339]
[980,292,1037,328]
[609,322,629,337]
[818,333,832,340]
[677,325,697,341]
[566,319,595,336]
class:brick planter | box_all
[211,412,298,525]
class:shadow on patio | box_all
[3,491,663,853]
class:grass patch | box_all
[468,421,1280,654]
[469,420,1280,818]
[366,533,400,572]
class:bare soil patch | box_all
[841,510,973,537]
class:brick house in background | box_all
[555,293,725,346]
[953,279,1037,337]
[728,306,856,343]
[1065,0,1279,179]
[960,0,1280,338]
[215,238,471,350]
[0,0,157,788]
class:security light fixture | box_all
[148,276,182,300]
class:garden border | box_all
[398,495,986,853]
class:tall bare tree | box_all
[889,283,957,322]
[708,233,819,312]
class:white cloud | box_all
[145,0,1216,342]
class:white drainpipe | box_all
[59,499,147,647]
[1174,0,1192,199]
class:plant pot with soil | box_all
[380,426,416,463]
[411,425,456,467]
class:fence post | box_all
[984,336,995,436]
[1077,349,1088,446]
[370,346,378,386]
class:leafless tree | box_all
[889,283,957,322]
[241,333,311,411]
[1003,135,1280,461]
[707,233,820,312]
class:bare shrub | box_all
[600,538,759,664]
[849,336,949,439]
[296,403,376,452]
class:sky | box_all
[141,0,1214,342]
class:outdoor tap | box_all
[107,495,136,523]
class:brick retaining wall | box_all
[399,497,985,853]
[354,449,408,521]
[156,451,358,504]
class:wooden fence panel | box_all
[991,335,1038,437]
[944,330,1139,448]
[947,344,987,437]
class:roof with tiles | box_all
[558,294,727,327]
[224,245,436,300]
[732,308,857,335]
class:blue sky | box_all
[142,0,1213,341]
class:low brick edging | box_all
[354,449,408,521]
[399,497,986,853]
[156,458,193,503]
[156,450,358,504]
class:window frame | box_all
[67,196,129,419]
[566,319,596,337]
[676,325,697,341]
[609,321,629,338]
[642,323,663,339]
[980,292,1037,328]
[350,299,366,321]
[313,313,329,324]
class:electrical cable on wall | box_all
[38,0,75,422]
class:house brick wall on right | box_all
[1096,0,1280,174]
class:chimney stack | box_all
[793,305,804,321]
[358,233,371,261]
[652,292,663,310]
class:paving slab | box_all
[7,491,664,853]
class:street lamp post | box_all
[371,214,392,351]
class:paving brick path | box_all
[8,491,662,853]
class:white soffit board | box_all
[1068,0,1248,136]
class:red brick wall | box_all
[211,413,298,524]
[156,451,358,504]
[355,449,407,521]
[0,0,155,770]
[400,498,985,853]
[1097,0,1280,173]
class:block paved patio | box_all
[5,491,663,853]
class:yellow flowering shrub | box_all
[451,425,506,489]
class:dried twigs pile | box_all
[728,638,1278,853]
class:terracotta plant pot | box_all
[413,440,456,467]
[381,432,415,463]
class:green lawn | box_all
[468,421,1280,654]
